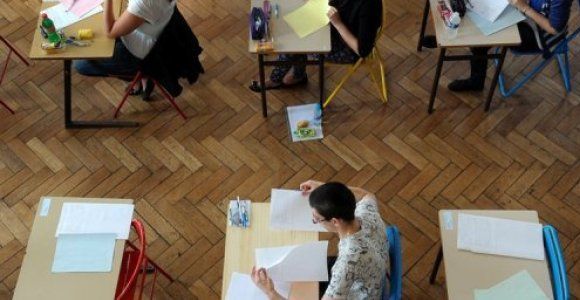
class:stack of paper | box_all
[468,0,509,22]
[41,3,103,30]
[284,0,330,38]
[468,6,525,36]
[270,189,326,232]
[255,241,329,282]
[52,203,134,273]
[474,270,549,300]
[457,213,544,260]
[225,272,291,300]
[60,0,104,18]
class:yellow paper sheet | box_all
[283,0,330,38]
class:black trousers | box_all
[319,256,337,299]
[469,22,541,83]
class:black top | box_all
[329,0,383,57]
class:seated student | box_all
[249,0,383,92]
[422,0,572,91]
[74,0,176,99]
[252,180,389,300]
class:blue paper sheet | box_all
[52,233,116,273]
[468,6,526,36]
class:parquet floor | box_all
[1,0,579,299]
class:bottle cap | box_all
[449,12,461,26]
[41,13,47,18]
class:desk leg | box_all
[428,47,445,114]
[429,246,443,284]
[485,47,507,112]
[64,60,73,128]
[417,0,430,52]
[259,54,267,118]
[319,54,325,111]
[63,60,139,129]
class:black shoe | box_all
[421,35,437,49]
[448,78,485,92]
[142,79,155,101]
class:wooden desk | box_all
[430,210,553,300]
[250,0,331,117]
[417,1,521,113]
[222,203,319,300]
[13,197,134,300]
[29,1,138,129]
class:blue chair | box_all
[543,225,570,300]
[495,3,580,97]
[383,225,403,300]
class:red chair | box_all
[113,71,187,120]
[115,220,174,300]
[0,35,30,114]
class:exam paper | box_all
[42,3,103,30]
[474,270,549,300]
[52,233,116,273]
[284,0,330,38]
[60,0,104,18]
[255,241,329,282]
[457,214,544,260]
[225,272,291,300]
[468,6,525,36]
[270,189,326,232]
[56,203,134,239]
[468,0,509,22]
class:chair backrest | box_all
[543,225,570,300]
[115,220,147,300]
[382,225,403,300]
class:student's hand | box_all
[300,180,323,195]
[508,0,526,10]
[327,6,343,27]
[251,267,277,298]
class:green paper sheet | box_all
[474,270,549,300]
[283,0,330,38]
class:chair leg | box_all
[323,59,363,108]
[153,79,187,120]
[0,50,12,85]
[429,246,443,284]
[114,72,142,118]
[366,49,388,103]
[556,51,571,92]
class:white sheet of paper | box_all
[255,241,329,282]
[457,213,544,260]
[270,189,326,232]
[468,0,509,22]
[468,5,525,36]
[41,3,103,30]
[52,233,116,273]
[56,203,134,239]
[286,104,324,142]
[225,272,291,300]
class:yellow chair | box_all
[323,5,388,108]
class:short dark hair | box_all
[309,182,356,221]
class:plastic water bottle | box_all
[314,103,322,125]
[41,13,61,44]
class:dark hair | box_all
[308,182,356,222]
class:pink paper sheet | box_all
[60,0,103,18]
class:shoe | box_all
[448,78,485,92]
[249,80,282,92]
[126,84,142,96]
[421,35,437,49]
[142,79,155,101]
[282,75,308,88]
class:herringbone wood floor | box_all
[1,0,579,299]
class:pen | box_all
[66,0,78,12]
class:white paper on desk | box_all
[286,104,324,142]
[41,3,103,30]
[468,0,509,22]
[56,203,134,239]
[468,6,525,36]
[225,272,291,300]
[270,189,326,232]
[457,213,544,260]
[52,233,116,273]
[255,241,329,282]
